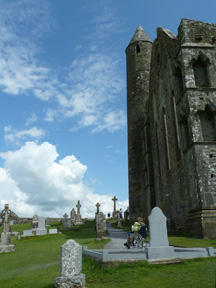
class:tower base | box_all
[186,207,216,239]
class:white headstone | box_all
[146,207,175,260]
[36,216,47,235]
[148,207,169,247]
[38,217,46,229]
[49,228,58,234]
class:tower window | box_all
[200,106,216,141]
[193,54,210,88]
[136,44,140,53]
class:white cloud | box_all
[25,113,38,126]
[44,108,56,122]
[0,141,128,218]
[64,53,126,132]
[4,125,46,144]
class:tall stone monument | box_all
[55,239,85,288]
[95,212,106,239]
[95,202,100,214]
[70,208,76,226]
[0,204,15,253]
[112,196,118,218]
[74,201,83,226]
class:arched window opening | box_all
[155,123,161,177]
[162,108,170,171]
[136,44,140,53]
[174,66,184,96]
[193,55,210,88]
[180,116,190,150]
[200,106,216,141]
[171,91,181,161]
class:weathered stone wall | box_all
[127,19,216,238]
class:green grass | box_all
[0,221,215,288]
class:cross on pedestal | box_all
[76,200,81,214]
[95,202,100,214]
[63,213,68,221]
[112,196,118,213]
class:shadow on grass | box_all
[44,284,55,288]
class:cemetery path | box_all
[104,222,128,249]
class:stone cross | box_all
[95,202,100,214]
[63,213,68,221]
[112,196,118,213]
[0,204,15,253]
[76,200,81,214]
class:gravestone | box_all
[22,230,34,237]
[112,196,118,218]
[31,214,39,230]
[0,204,15,253]
[145,207,175,260]
[74,201,83,226]
[55,239,85,288]
[71,209,76,226]
[95,212,106,239]
[36,217,47,235]
[63,213,69,229]
[117,214,122,227]
[49,228,58,234]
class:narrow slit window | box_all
[136,44,140,53]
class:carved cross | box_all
[95,202,100,214]
[63,213,68,221]
[76,200,81,214]
[112,196,118,212]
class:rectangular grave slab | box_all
[36,229,47,236]
[23,230,33,237]
[49,228,58,234]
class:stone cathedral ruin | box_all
[126,19,216,239]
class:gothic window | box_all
[171,91,181,161]
[180,116,190,150]
[174,66,184,96]
[193,54,210,88]
[136,44,140,53]
[162,108,170,171]
[200,106,216,141]
[155,123,161,177]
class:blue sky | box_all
[0,0,215,218]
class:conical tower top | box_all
[128,25,152,46]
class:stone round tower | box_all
[126,25,152,223]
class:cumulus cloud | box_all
[0,142,128,218]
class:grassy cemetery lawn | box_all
[0,221,215,288]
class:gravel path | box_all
[104,222,128,249]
